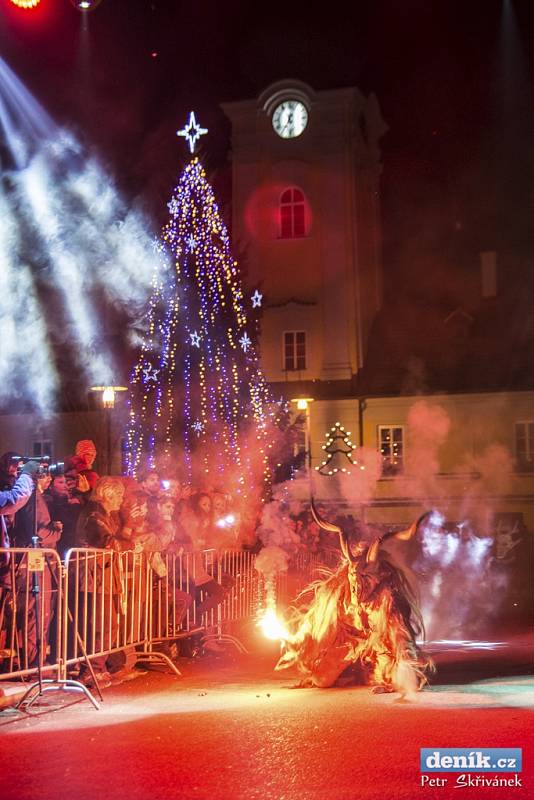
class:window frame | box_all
[282,330,307,372]
[378,424,404,477]
[279,186,308,239]
[32,437,53,460]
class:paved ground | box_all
[1,634,533,800]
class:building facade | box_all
[222,81,534,535]
[222,79,386,395]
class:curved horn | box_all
[366,510,432,564]
[393,510,432,542]
[310,498,341,533]
[310,498,355,563]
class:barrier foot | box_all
[135,651,182,677]
[203,632,249,655]
[16,679,100,711]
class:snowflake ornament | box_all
[239,332,252,352]
[191,420,204,436]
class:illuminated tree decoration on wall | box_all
[316,422,357,476]
[126,115,277,500]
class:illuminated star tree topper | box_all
[177,111,208,154]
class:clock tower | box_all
[221,79,386,399]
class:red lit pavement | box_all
[1,636,533,800]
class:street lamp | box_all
[69,0,104,11]
[290,397,314,472]
[89,385,127,474]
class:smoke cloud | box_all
[397,399,451,500]
[0,56,161,412]
[415,518,503,640]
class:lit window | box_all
[515,421,534,471]
[279,187,307,239]
[378,425,404,476]
[283,331,306,371]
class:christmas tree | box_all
[125,113,278,501]
[316,422,357,476]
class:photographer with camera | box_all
[0,459,36,586]
[7,459,63,669]
[12,466,63,550]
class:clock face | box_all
[272,100,308,139]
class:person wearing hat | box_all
[73,439,99,489]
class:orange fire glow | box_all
[258,607,290,641]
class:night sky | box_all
[1,0,534,302]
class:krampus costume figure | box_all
[276,505,433,695]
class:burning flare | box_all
[258,607,290,641]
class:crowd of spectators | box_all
[0,438,358,688]
[0,440,264,685]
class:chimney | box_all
[480,250,497,298]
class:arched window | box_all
[279,187,307,238]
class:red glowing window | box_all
[279,187,307,239]
[283,331,306,371]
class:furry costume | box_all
[276,506,432,695]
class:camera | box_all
[12,455,51,478]
[49,461,65,477]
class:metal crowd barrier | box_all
[0,547,63,682]
[0,545,335,687]
[62,548,156,676]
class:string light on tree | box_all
[316,421,359,476]
[126,112,281,501]
[167,197,180,216]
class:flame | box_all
[258,607,290,641]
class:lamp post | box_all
[290,397,314,473]
[69,0,104,11]
[89,385,127,474]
